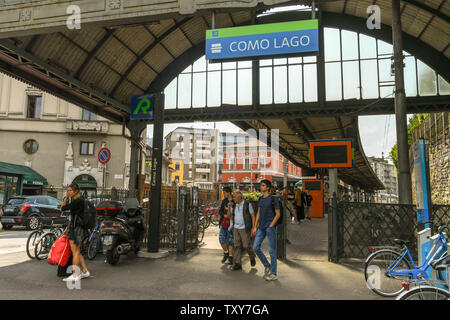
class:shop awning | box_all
[0,161,48,186]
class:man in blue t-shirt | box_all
[252,179,280,281]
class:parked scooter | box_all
[96,198,144,265]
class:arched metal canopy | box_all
[0,0,448,190]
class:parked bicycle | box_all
[203,204,220,226]
[364,223,448,297]
[86,217,103,260]
[26,217,66,259]
[33,220,67,260]
[396,254,450,300]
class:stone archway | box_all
[72,174,98,199]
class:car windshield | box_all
[7,198,26,205]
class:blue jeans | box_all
[253,227,277,275]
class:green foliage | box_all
[389,144,398,171]
[243,192,262,201]
[390,113,428,171]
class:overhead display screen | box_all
[309,139,353,168]
[304,180,322,191]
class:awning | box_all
[0,161,48,186]
[72,175,97,188]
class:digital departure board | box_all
[304,180,322,191]
[309,139,353,168]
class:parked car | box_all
[0,195,67,230]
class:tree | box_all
[390,113,428,172]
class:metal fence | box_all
[83,187,136,203]
[141,186,219,252]
[331,200,450,261]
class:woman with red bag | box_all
[60,183,90,282]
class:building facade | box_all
[165,127,219,189]
[221,140,303,190]
[367,156,399,203]
[0,73,146,200]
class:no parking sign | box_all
[98,147,111,164]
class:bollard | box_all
[177,186,187,254]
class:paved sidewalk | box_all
[0,216,384,300]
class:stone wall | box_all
[429,134,450,204]
[410,113,449,205]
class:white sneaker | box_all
[63,274,80,282]
[80,270,90,279]
[264,273,278,281]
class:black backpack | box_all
[83,200,97,230]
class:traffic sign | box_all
[98,147,111,164]
[130,94,154,120]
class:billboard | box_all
[308,139,353,168]
[206,19,318,61]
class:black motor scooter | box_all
[96,198,144,265]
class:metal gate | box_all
[329,199,450,262]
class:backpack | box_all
[270,195,283,227]
[83,200,97,230]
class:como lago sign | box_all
[206,19,318,61]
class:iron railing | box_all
[333,200,450,261]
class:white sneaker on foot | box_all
[264,265,271,277]
[63,274,80,282]
[264,273,278,281]
[80,270,90,279]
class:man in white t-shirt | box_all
[229,190,256,271]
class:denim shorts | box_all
[219,226,234,246]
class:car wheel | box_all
[2,224,13,230]
[27,215,40,231]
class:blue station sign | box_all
[205,19,318,61]
[130,94,154,120]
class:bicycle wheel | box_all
[396,286,450,300]
[34,232,57,261]
[26,230,42,259]
[364,249,413,297]
[87,231,101,260]
[197,225,205,243]
[210,210,220,226]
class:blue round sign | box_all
[98,147,111,164]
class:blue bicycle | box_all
[87,218,102,260]
[364,224,448,297]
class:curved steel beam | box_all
[401,0,449,25]
[109,17,191,98]
[148,11,450,93]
